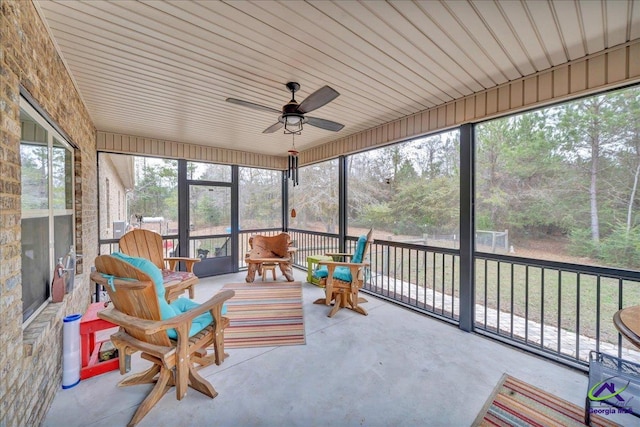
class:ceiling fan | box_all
[226,82,344,134]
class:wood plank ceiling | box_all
[35,0,640,157]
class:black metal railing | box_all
[287,229,340,266]
[282,230,460,324]
[288,229,640,370]
[363,238,460,324]
[474,253,640,368]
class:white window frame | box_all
[20,96,75,326]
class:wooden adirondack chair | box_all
[313,229,373,317]
[119,228,200,302]
[90,254,234,427]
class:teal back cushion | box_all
[351,235,368,263]
[110,252,213,339]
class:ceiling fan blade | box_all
[263,121,284,134]
[306,116,344,132]
[297,86,340,114]
[226,98,281,115]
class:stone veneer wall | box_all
[1,1,97,426]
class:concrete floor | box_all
[43,268,638,427]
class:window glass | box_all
[239,167,281,230]
[21,217,49,320]
[52,138,73,210]
[475,85,640,269]
[288,159,339,234]
[20,118,49,211]
[347,130,460,245]
[53,214,73,274]
[20,100,75,322]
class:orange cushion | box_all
[162,269,195,286]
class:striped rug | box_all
[221,282,305,348]
[473,374,620,427]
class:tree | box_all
[21,144,49,210]
[615,90,640,232]
[289,159,339,233]
[129,158,178,225]
[347,131,460,236]
[555,94,624,243]
[239,167,281,229]
[476,119,511,230]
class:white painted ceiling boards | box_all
[35,0,640,157]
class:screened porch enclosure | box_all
[97,83,640,371]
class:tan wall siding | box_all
[98,157,129,239]
[97,131,288,170]
[0,1,97,426]
[300,41,640,165]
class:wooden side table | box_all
[80,302,119,379]
[614,305,640,349]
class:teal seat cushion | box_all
[312,234,367,283]
[169,298,214,338]
[110,252,213,339]
[314,266,329,279]
[314,265,353,282]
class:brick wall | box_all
[0,1,97,426]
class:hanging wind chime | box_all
[287,133,299,187]
[287,134,299,218]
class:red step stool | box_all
[80,302,119,379]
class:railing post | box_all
[459,123,475,332]
[178,160,188,260]
[231,165,240,270]
[339,155,347,252]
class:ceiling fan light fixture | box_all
[282,113,304,134]
[285,115,301,125]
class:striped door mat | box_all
[473,374,621,426]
